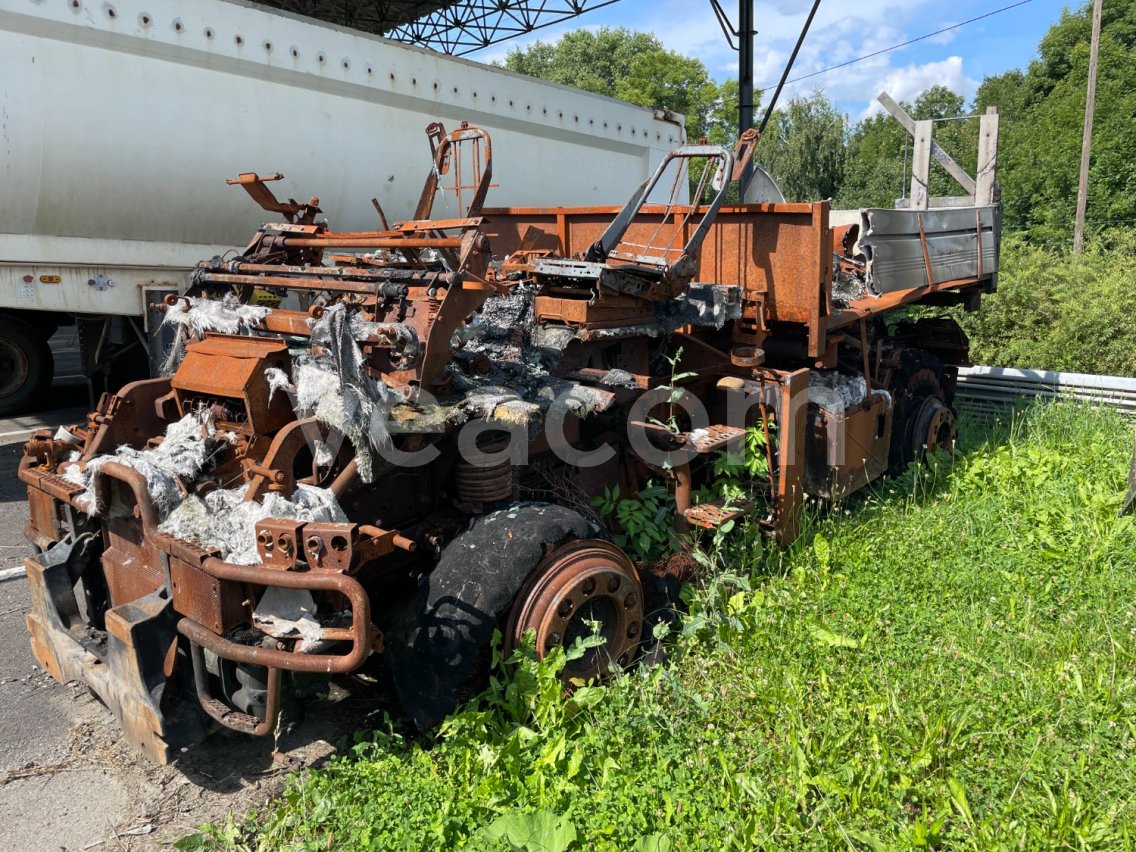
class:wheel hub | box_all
[505,539,643,680]
[0,338,30,399]
[913,395,957,456]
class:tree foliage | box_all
[501,3,1135,246]
[757,92,847,202]
[502,28,719,140]
[976,0,1136,243]
[953,232,1136,376]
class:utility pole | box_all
[1073,0,1103,253]
[711,0,820,195]
[737,0,755,192]
[738,0,755,140]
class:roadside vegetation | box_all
[184,401,1136,850]
[957,231,1136,376]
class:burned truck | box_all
[18,115,1000,762]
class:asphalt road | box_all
[0,337,383,849]
[0,350,145,849]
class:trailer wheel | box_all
[385,502,640,729]
[0,314,53,416]
[889,361,957,475]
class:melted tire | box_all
[385,502,602,730]
[887,350,953,476]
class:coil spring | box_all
[453,449,514,510]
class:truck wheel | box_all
[384,502,641,729]
[504,538,643,680]
[889,356,957,475]
[0,314,54,416]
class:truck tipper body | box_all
[0,0,681,414]
[17,110,1000,763]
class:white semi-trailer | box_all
[0,0,683,413]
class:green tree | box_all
[975,1,1136,242]
[705,78,742,145]
[502,28,719,140]
[757,92,847,202]
[836,111,906,208]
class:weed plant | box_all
[182,402,1136,850]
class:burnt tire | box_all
[887,351,957,475]
[0,314,53,417]
[384,502,604,730]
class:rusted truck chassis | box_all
[18,122,1000,761]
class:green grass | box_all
[185,402,1136,850]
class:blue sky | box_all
[467,0,1080,121]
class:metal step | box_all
[683,424,745,455]
[682,499,754,530]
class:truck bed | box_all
[484,201,1000,359]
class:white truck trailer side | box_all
[0,0,683,413]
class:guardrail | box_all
[955,366,1136,417]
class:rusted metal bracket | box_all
[413,122,494,221]
[731,128,760,183]
[176,557,372,674]
[226,172,322,224]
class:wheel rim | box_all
[0,338,30,399]
[505,539,643,680]
[913,395,957,457]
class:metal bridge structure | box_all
[252,0,624,55]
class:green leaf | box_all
[947,778,975,827]
[632,833,674,852]
[813,534,831,572]
[479,809,578,852]
[807,623,860,649]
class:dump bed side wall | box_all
[485,202,832,356]
[488,201,1000,358]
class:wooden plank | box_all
[976,107,1000,206]
[897,197,987,209]
[910,120,933,211]
[878,92,977,197]
[930,196,980,208]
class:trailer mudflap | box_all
[25,537,199,764]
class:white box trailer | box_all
[0,0,683,413]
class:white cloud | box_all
[464,0,984,120]
[625,0,974,118]
[858,55,979,119]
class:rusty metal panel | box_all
[172,334,293,435]
[102,518,166,608]
[27,487,60,542]
[804,397,893,499]
[170,558,247,635]
[486,202,832,355]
